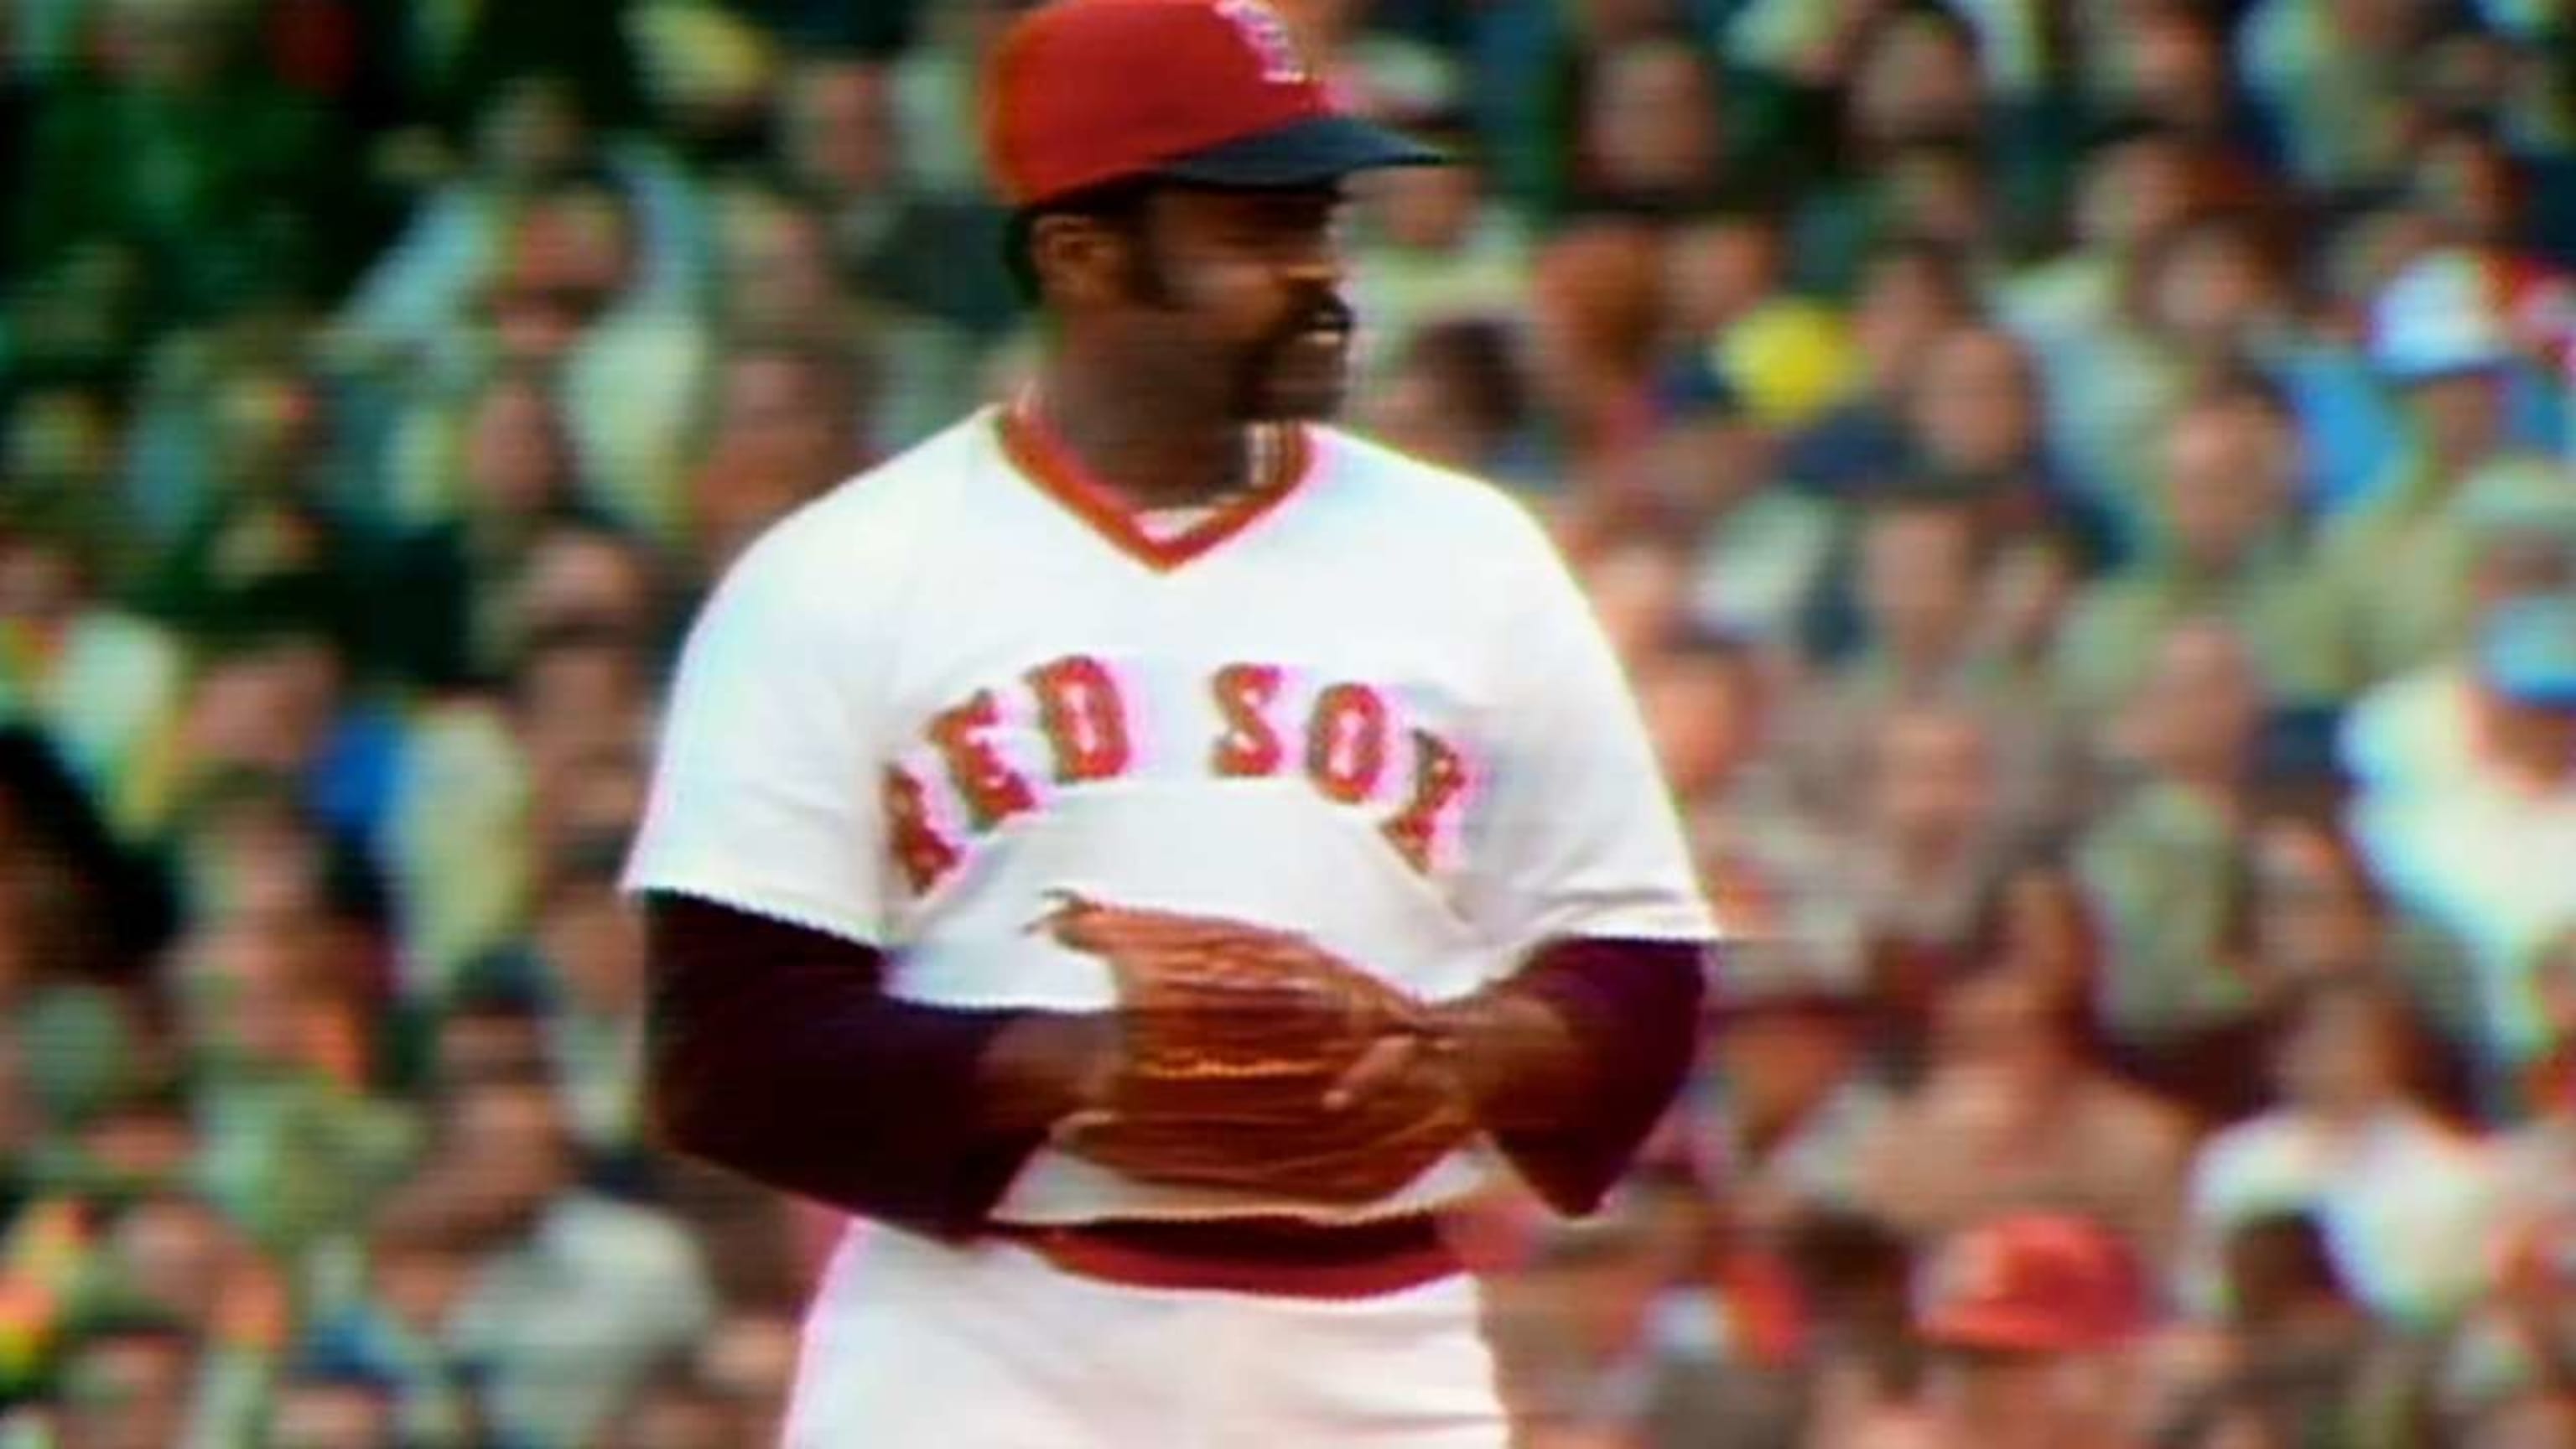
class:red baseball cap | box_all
[982,0,1442,210]
[1914,1214,2149,1354]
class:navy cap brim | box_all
[1156,114,1445,190]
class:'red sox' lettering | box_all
[888,657,1469,893]
[1305,683,1388,804]
[1379,729,1466,873]
[1209,662,1285,777]
[1026,654,1133,783]
[927,689,1035,830]
[882,764,963,894]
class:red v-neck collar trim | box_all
[995,405,1314,574]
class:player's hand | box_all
[1322,1030,1441,1114]
[1330,985,1588,1135]
[1029,894,1478,1201]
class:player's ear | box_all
[1028,213,1133,309]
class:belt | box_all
[992,1213,1461,1300]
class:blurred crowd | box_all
[1,0,2573,1445]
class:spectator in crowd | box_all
[0,523,187,843]
[1574,532,1694,678]
[265,1366,405,1449]
[1839,1213,2158,1449]
[377,174,712,554]
[1771,1207,1924,1445]
[2248,810,2485,1093]
[766,52,1011,341]
[2053,370,2349,722]
[1348,122,1531,377]
[380,614,658,1003]
[163,906,412,1255]
[132,362,371,645]
[1851,704,2048,1075]
[373,363,608,691]
[1782,4,2055,295]
[2431,1210,2576,1446]
[685,338,872,580]
[11,0,365,326]
[1981,854,2103,1007]
[1639,362,1836,647]
[2338,460,2576,806]
[2077,620,2283,1120]
[2233,0,2428,191]
[1525,219,1670,468]
[691,1310,803,1447]
[1622,1166,1814,1449]
[2148,1211,2431,1449]
[1659,210,1792,373]
[478,845,649,1162]
[2076,7,2267,186]
[48,1311,205,1449]
[2002,122,2202,359]
[1792,489,2071,835]
[2497,935,2576,1222]
[387,1072,713,1448]
[1358,317,1542,486]
[331,70,705,381]
[1897,325,2117,567]
[1635,626,1788,833]
[2185,974,2503,1330]
[1562,34,1737,218]
[1486,1211,1668,1446]
[135,624,404,872]
[2350,594,2576,1101]
[1796,491,1993,800]
[1857,968,2196,1272]
[884,0,1041,201]
[2317,250,2568,683]
[1685,938,1888,1237]
[594,1369,745,1449]
[2048,209,2303,538]
[1781,235,1981,499]
[704,185,966,457]
[298,1208,486,1446]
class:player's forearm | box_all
[1456,936,1710,1216]
[642,893,1071,1239]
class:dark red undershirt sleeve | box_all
[641,892,1052,1241]
[642,893,1710,1233]
[1487,937,1713,1218]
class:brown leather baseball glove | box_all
[1033,891,1473,1204]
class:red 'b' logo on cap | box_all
[1214,0,1311,84]
[984,0,1431,210]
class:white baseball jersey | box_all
[623,403,1716,1224]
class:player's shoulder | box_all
[772,409,995,544]
[709,410,995,600]
[1306,427,1566,567]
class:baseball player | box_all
[622,2,1718,1444]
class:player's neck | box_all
[1026,365,1261,510]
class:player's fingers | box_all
[1323,1034,1421,1113]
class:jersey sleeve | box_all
[623,531,891,946]
[1460,520,1719,953]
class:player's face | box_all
[1132,185,1355,422]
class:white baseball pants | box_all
[779,1225,1511,1447]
